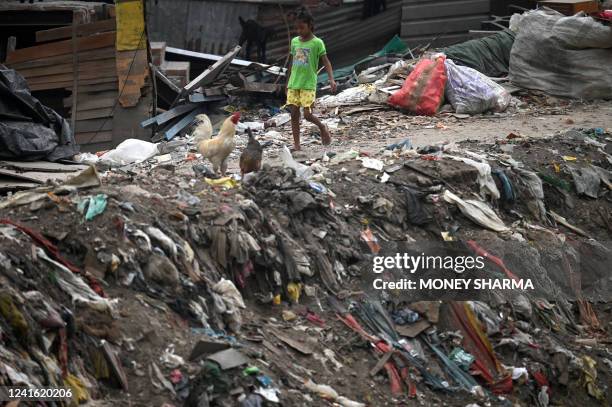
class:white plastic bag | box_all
[317,85,376,108]
[443,190,509,233]
[99,139,159,166]
[448,155,501,199]
[280,145,314,179]
[236,121,265,133]
[444,59,510,114]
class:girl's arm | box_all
[321,55,336,93]
[285,55,292,93]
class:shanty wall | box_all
[401,0,491,47]
[146,0,403,67]
[146,0,258,56]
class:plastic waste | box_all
[569,166,601,199]
[77,194,108,221]
[386,139,412,151]
[511,367,529,381]
[37,248,116,313]
[99,139,159,166]
[213,278,246,309]
[309,182,328,194]
[448,155,500,199]
[280,145,314,179]
[266,112,291,127]
[287,282,302,303]
[358,157,384,171]
[204,177,239,189]
[388,55,447,116]
[160,345,185,368]
[318,84,376,108]
[516,169,546,220]
[176,190,201,206]
[443,190,509,233]
[236,121,265,133]
[444,59,510,114]
[73,152,99,165]
[304,378,339,399]
[449,348,475,371]
[145,226,178,258]
[392,307,420,325]
[330,149,359,165]
[360,227,380,254]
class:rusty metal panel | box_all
[146,0,257,56]
[401,0,491,47]
[147,0,403,65]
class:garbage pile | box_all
[0,115,610,405]
[318,8,611,119]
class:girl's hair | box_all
[296,7,314,29]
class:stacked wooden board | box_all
[6,20,118,147]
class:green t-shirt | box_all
[288,36,326,91]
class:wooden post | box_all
[70,12,79,135]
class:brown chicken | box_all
[239,127,263,176]
[197,112,241,176]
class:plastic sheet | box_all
[99,139,159,166]
[0,67,78,161]
[444,59,510,115]
[509,9,612,99]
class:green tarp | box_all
[442,30,516,78]
[318,35,409,85]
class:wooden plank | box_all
[64,90,118,108]
[6,31,116,64]
[164,105,205,140]
[75,118,113,133]
[74,107,114,120]
[401,15,488,37]
[0,161,88,173]
[0,177,40,193]
[370,352,394,377]
[16,59,116,78]
[141,102,197,128]
[188,94,227,103]
[0,169,76,184]
[402,0,489,20]
[75,131,113,145]
[165,46,285,77]
[30,76,117,91]
[8,47,115,70]
[36,19,116,43]
[116,49,149,107]
[76,82,118,93]
[25,70,117,86]
[182,45,241,96]
[151,63,180,93]
[72,98,117,112]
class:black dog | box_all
[238,17,273,64]
[363,0,387,19]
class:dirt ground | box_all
[230,99,612,168]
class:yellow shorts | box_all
[286,89,316,108]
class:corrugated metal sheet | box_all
[263,0,402,65]
[147,0,402,67]
[401,0,491,47]
[146,0,258,56]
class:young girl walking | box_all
[285,8,336,151]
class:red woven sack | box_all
[388,55,447,116]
